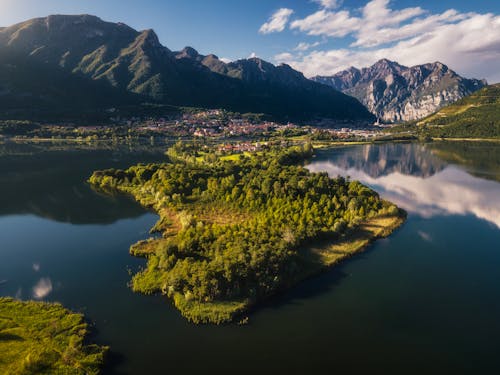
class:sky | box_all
[0,0,499,81]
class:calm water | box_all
[1,141,500,375]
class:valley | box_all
[0,4,498,374]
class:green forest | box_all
[89,143,404,323]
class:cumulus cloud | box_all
[275,52,294,61]
[259,8,294,34]
[33,277,53,299]
[270,0,500,81]
[291,9,361,38]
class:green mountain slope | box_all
[416,84,500,138]
[0,15,374,122]
[0,49,142,120]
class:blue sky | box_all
[0,0,499,81]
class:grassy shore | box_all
[299,211,405,271]
[431,137,500,143]
[0,298,107,374]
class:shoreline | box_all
[431,137,500,143]
[129,207,406,324]
[88,145,407,324]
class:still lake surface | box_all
[1,141,499,374]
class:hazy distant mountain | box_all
[0,15,373,122]
[313,59,486,123]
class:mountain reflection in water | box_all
[308,143,500,229]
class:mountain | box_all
[312,59,486,123]
[174,46,371,120]
[0,48,142,120]
[0,15,373,122]
[416,83,500,138]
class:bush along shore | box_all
[0,297,108,374]
[89,143,405,324]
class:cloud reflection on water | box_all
[308,162,500,229]
[32,277,53,299]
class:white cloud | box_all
[32,263,40,272]
[294,41,322,51]
[291,0,435,45]
[291,9,361,38]
[281,20,500,81]
[33,277,53,299]
[352,9,465,48]
[272,0,500,82]
[275,52,294,61]
[259,8,294,34]
[248,52,258,59]
[220,57,232,63]
[312,0,341,9]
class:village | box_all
[121,109,384,140]
[2,108,386,141]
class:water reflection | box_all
[316,143,447,178]
[309,143,500,229]
[32,277,53,299]
[0,141,168,224]
[429,141,500,183]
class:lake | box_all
[1,140,499,374]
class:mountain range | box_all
[0,14,372,122]
[313,59,486,123]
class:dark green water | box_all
[1,141,499,375]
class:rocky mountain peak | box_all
[137,29,161,48]
[372,58,398,69]
[368,59,404,77]
[176,46,200,59]
[312,59,486,122]
[205,53,219,60]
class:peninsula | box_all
[89,143,405,323]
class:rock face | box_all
[0,15,373,122]
[313,59,486,123]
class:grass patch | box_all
[0,297,107,374]
[301,212,405,269]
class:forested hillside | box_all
[417,84,500,138]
